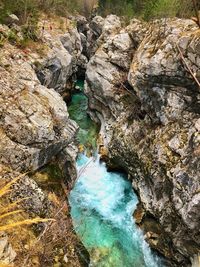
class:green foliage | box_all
[142,0,195,20]
[38,0,83,17]
[99,0,135,19]
[0,0,39,24]
[0,0,199,30]
[7,29,19,44]
[0,0,39,43]
[0,0,82,26]
[99,0,200,21]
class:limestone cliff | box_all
[83,15,200,266]
[0,17,85,266]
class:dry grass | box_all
[0,167,88,267]
[0,173,53,233]
[0,173,53,267]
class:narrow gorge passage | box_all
[68,83,164,267]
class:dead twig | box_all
[176,44,200,90]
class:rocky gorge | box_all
[83,15,200,267]
[0,11,199,267]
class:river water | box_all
[68,84,164,267]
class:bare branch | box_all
[176,44,200,90]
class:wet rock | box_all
[133,203,145,224]
[57,144,78,184]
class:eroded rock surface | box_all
[85,16,200,266]
[0,22,79,217]
[36,23,87,93]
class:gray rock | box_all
[85,16,200,266]
[89,16,105,36]
[57,144,78,184]
[11,175,50,216]
[5,14,19,26]
[76,15,89,35]
[36,26,83,93]
[0,233,16,264]
[0,29,78,173]
[60,28,82,57]
[36,48,73,94]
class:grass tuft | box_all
[0,172,53,232]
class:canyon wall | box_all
[82,15,200,266]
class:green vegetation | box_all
[0,0,95,24]
[0,0,199,38]
[99,0,200,21]
[0,0,199,26]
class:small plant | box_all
[0,33,6,48]
[7,30,19,45]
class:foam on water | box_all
[69,154,164,267]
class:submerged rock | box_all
[85,16,200,266]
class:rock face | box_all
[0,57,78,172]
[85,16,200,266]
[36,24,87,93]
[0,21,80,173]
[0,22,79,215]
[77,14,122,58]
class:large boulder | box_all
[0,36,78,174]
[85,17,141,143]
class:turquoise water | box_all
[68,80,163,267]
[68,91,99,152]
[69,155,164,267]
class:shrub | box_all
[99,0,200,21]
[0,0,39,25]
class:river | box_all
[68,83,164,267]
